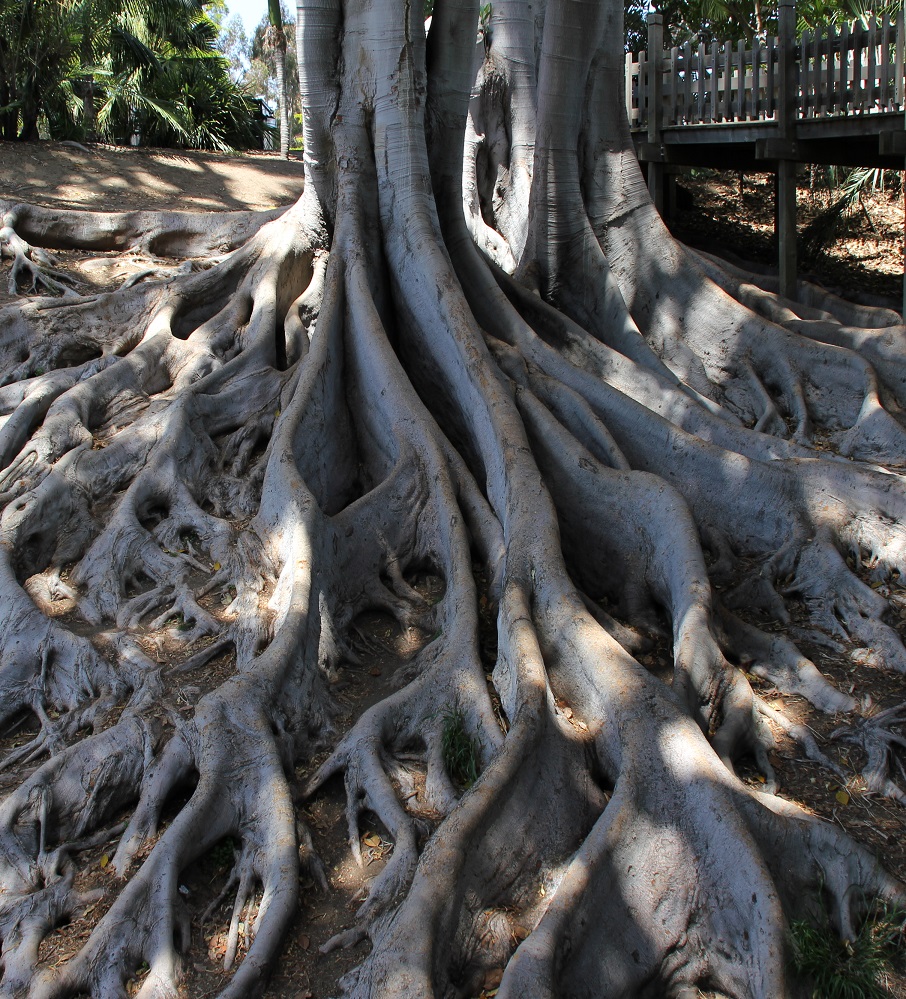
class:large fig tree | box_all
[0,0,904,996]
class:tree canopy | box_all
[624,0,904,50]
[0,0,267,148]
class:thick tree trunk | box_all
[0,0,903,997]
[78,78,97,143]
[0,73,15,142]
[17,84,40,142]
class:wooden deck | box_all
[627,10,905,169]
[628,4,904,303]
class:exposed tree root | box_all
[832,703,906,803]
[691,247,903,331]
[1,200,284,263]
[0,0,903,997]
[0,219,80,298]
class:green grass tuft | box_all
[206,836,237,871]
[441,707,481,790]
[790,903,905,999]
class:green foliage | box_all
[0,0,267,149]
[0,0,77,139]
[624,0,648,53]
[441,707,481,790]
[241,2,302,148]
[800,166,898,262]
[101,49,268,150]
[790,904,905,999]
[206,835,237,870]
[796,0,903,31]
[247,9,297,103]
[629,0,773,49]
[624,0,904,51]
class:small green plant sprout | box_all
[479,3,492,40]
[179,528,201,550]
[207,836,237,871]
[441,707,481,790]
[790,902,905,999]
[165,612,192,632]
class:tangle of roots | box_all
[0,1,903,998]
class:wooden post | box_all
[865,14,878,111]
[626,51,635,127]
[639,49,649,127]
[893,5,906,111]
[801,29,812,115]
[670,46,680,124]
[814,25,824,115]
[710,40,720,120]
[777,0,798,300]
[697,41,706,122]
[683,41,693,121]
[753,35,762,118]
[647,11,665,213]
[840,22,851,111]
[724,40,733,117]
[880,14,890,110]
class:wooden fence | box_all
[626,11,906,128]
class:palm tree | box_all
[0,0,80,140]
[0,0,265,148]
[265,0,289,158]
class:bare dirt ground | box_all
[1,142,905,998]
[670,168,905,305]
[0,141,307,310]
[0,140,306,213]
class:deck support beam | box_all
[630,0,904,315]
[647,11,665,214]
[777,0,798,300]
[776,162,798,301]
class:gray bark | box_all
[0,0,902,997]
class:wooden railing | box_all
[626,11,906,128]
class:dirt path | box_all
[0,142,308,309]
[0,141,305,213]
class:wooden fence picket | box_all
[626,10,905,127]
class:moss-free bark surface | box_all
[0,2,904,997]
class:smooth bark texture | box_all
[0,1,904,997]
